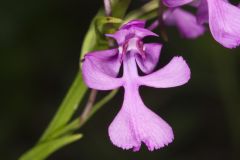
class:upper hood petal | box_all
[120,20,146,29]
[106,21,158,45]
[163,0,193,7]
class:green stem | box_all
[47,89,119,139]
[39,72,87,143]
[86,89,118,122]
[81,89,98,120]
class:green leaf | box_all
[111,0,132,18]
[124,0,158,22]
[39,72,87,143]
[47,89,119,140]
[19,134,82,160]
[80,15,122,61]
[80,0,132,60]
[80,9,105,60]
[138,9,158,20]
[95,16,122,34]
[43,118,81,141]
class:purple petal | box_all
[164,8,205,39]
[135,43,162,74]
[163,0,193,7]
[207,0,240,48]
[108,86,174,151]
[106,30,129,45]
[120,20,146,29]
[132,27,159,38]
[196,0,209,24]
[106,27,158,45]
[139,56,190,88]
[189,0,201,7]
[163,9,175,25]
[82,49,123,90]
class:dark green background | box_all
[0,0,240,159]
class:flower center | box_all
[119,37,146,61]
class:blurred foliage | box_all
[0,0,240,160]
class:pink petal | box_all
[106,27,158,45]
[139,56,190,88]
[105,30,130,45]
[163,9,175,26]
[196,0,209,24]
[164,8,205,39]
[189,0,201,7]
[120,20,146,29]
[82,49,123,90]
[108,86,174,151]
[135,43,162,74]
[132,27,159,38]
[163,0,193,7]
[207,0,240,48]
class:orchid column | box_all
[82,20,191,151]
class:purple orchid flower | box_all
[163,0,240,48]
[163,8,206,39]
[82,20,191,151]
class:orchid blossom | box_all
[163,0,240,48]
[163,8,205,39]
[82,20,191,151]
